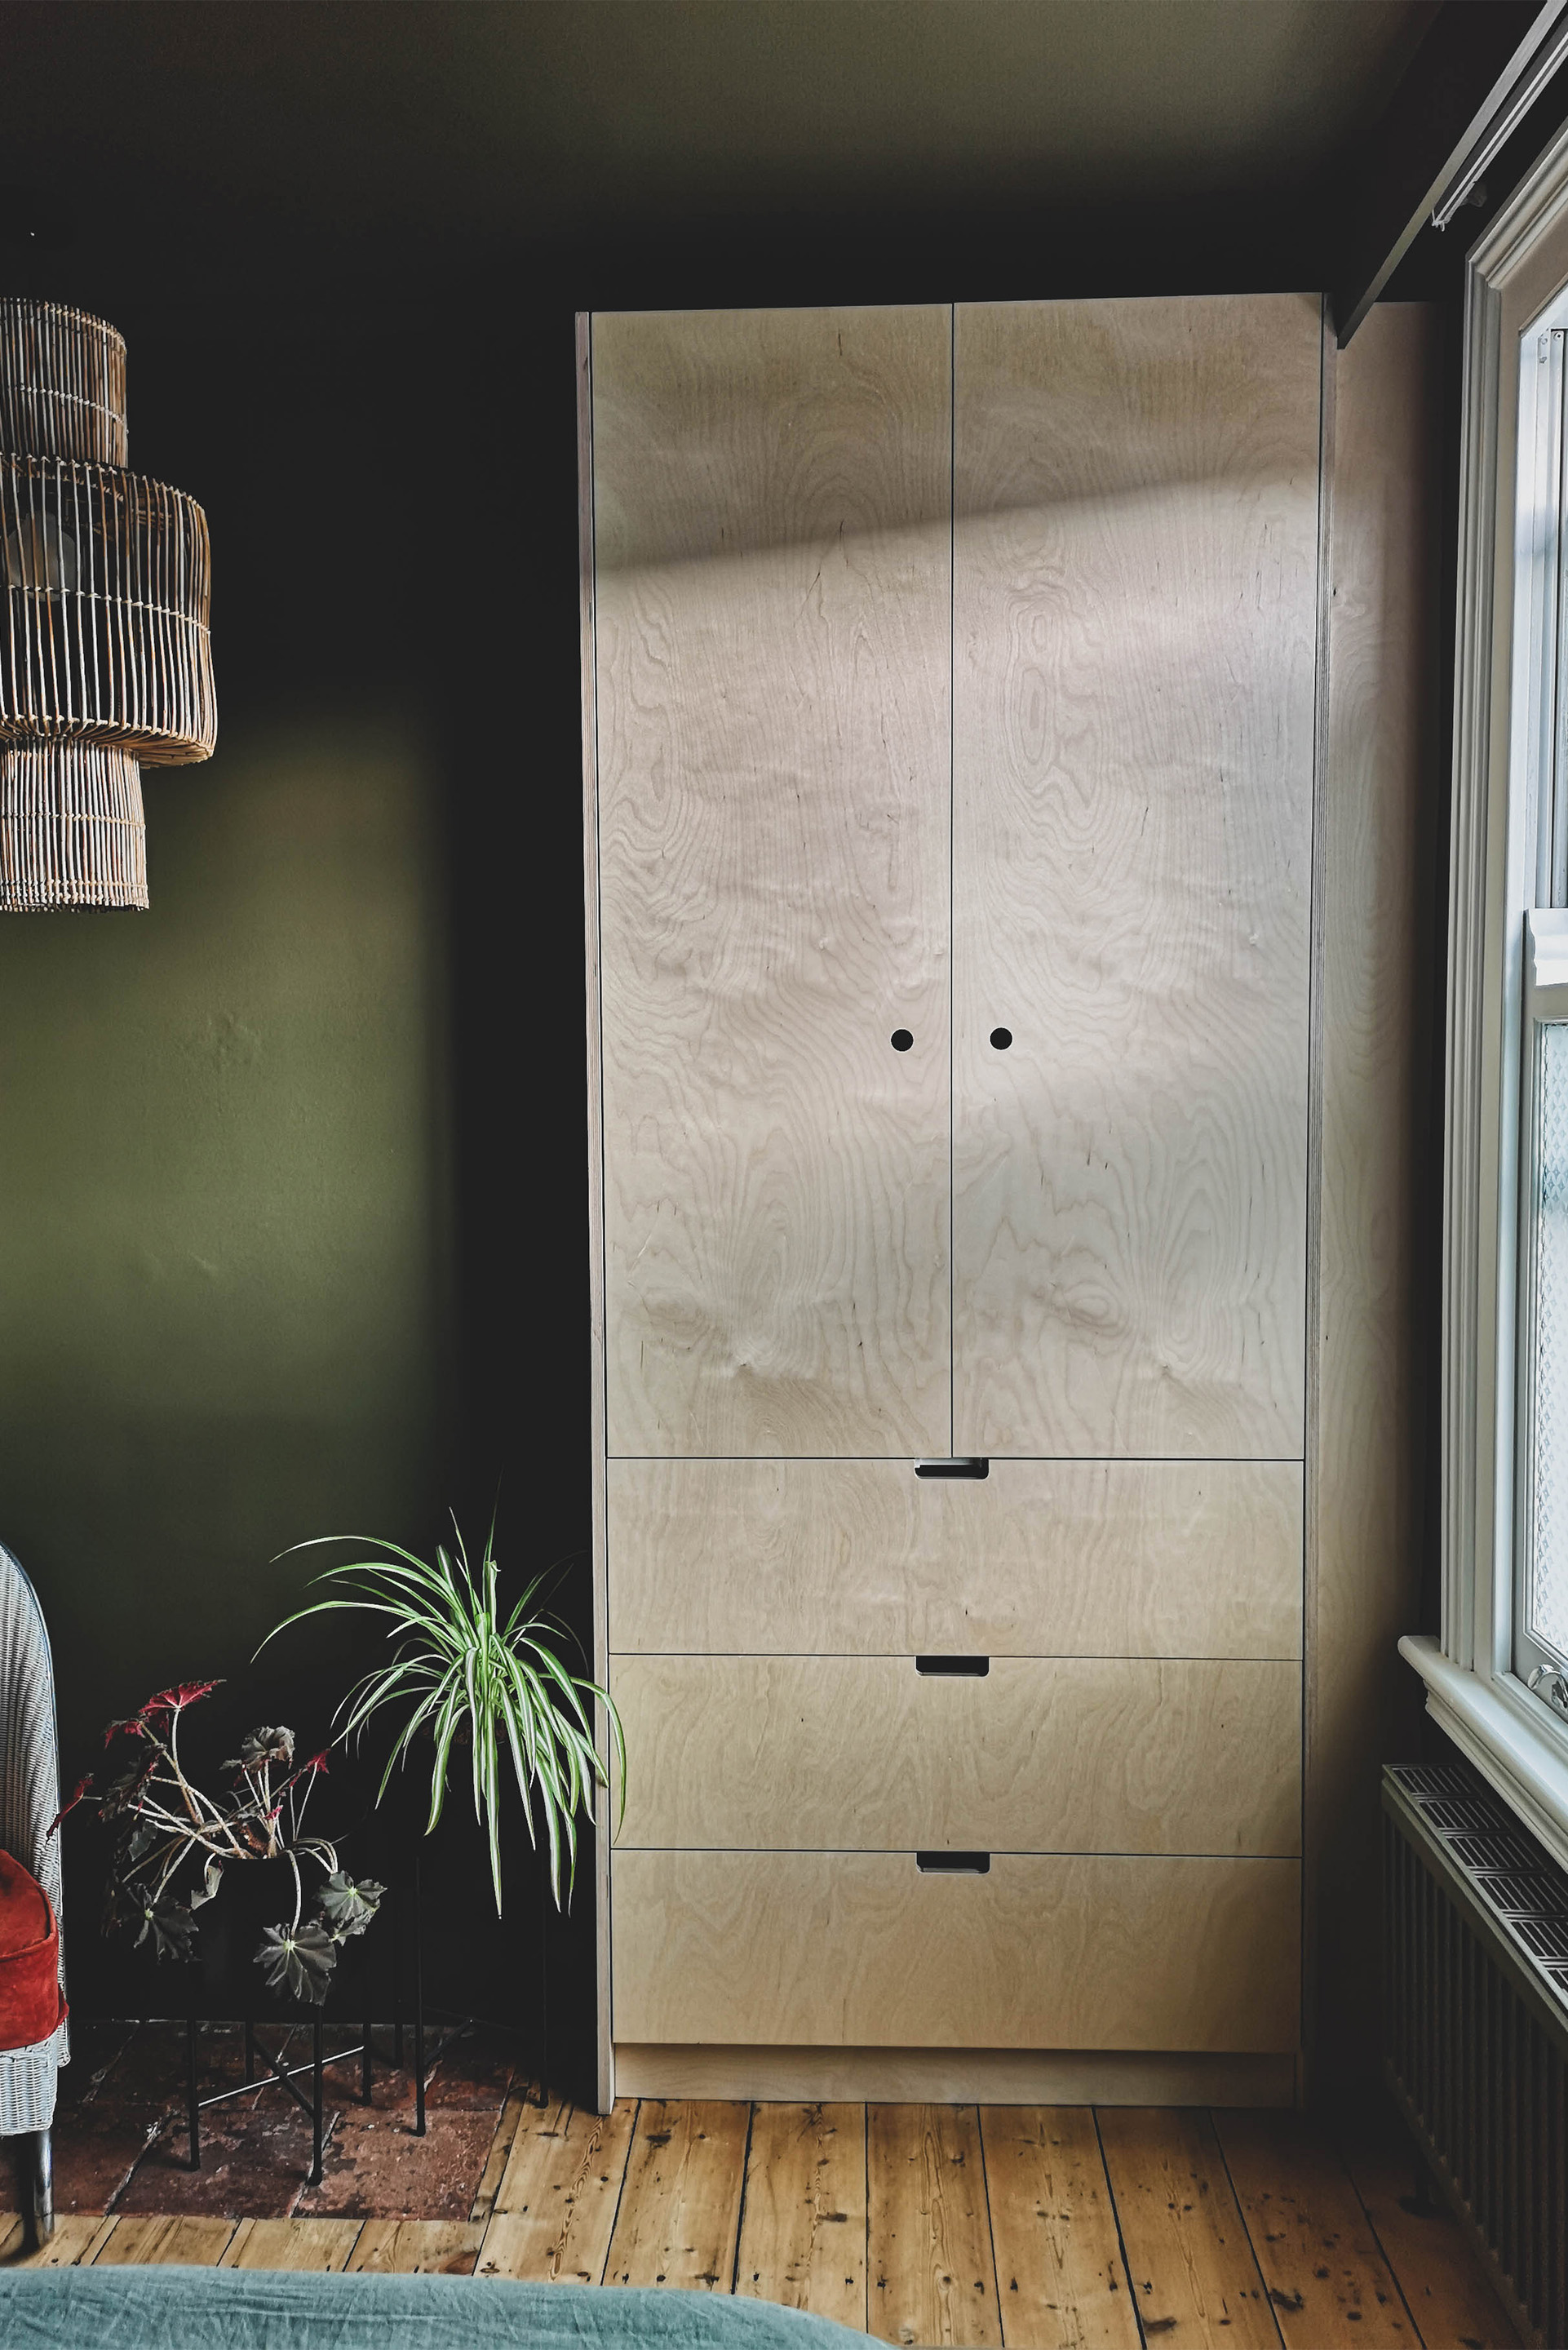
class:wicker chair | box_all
[0,1542,68,2242]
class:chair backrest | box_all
[0,1545,63,1942]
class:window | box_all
[1512,303,1568,1722]
[1517,911,1568,1711]
[1402,120,1568,1869]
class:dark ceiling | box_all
[6,1,1437,226]
[1,0,1439,312]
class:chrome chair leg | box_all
[26,2128,52,2246]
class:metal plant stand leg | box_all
[530,1864,548,2107]
[25,2128,52,2246]
[413,1854,425,2136]
[176,1870,422,2184]
[186,2011,201,2170]
[392,1879,404,2065]
[310,2015,324,2186]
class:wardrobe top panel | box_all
[590,304,953,570]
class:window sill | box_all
[1401,1634,1568,1875]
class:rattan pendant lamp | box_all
[0,299,215,910]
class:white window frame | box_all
[1403,117,1568,1873]
[1515,907,1568,1705]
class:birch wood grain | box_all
[978,2105,1140,2350]
[612,1654,1301,1856]
[1311,302,1437,2098]
[1096,2108,1279,2348]
[734,2102,866,2331]
[348,2219,484,2274]
[592,304,953,1457]
[483,2096,637,2283]
[608,1455,1303,1659]
[219,2218,361,2271]
[951,294,1321,1459]
[602,2099,749,2290]
[611,1851,1300,2051]
[867,2104,1000,2348]
[612,2046,1296,2105]
[579,308,615,2116]
[1215,2109,1414,2348]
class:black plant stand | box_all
[183,1864,425,2188]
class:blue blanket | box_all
[0,2266,870,2346]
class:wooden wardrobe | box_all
[578,295,1433,2109]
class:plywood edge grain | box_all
[578,308,613,2114]
[611,2045,1296,2105]
[1303,289,1333,2104]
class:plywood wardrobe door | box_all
[951,295,1321,1457]
[592,306,952,1457]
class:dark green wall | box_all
[0,294,591,2042]
[0,717,453,1742]
[0,704,472,2012]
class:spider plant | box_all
[258,1516,622,1918]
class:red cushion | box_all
[0,1848,65,2049]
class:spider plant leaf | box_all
[260,1513,625,1918]
[498,1687,530,1812]
[279,1537,466,1609]
[336,1656,439,1743]
[525,1644,596,1738]
[428,1686,465,1833]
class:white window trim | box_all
[1419,113,1568,1869]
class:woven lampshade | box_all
[0,299,215,911]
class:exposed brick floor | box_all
[33,2018,531,2222]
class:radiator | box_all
[1383,1760,1568,2346]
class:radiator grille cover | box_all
[1384,1761,1568,2346]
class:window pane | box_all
[1530,1021,1568,1661]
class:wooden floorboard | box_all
[349,2218,484,2274]
[221,2217,361,2272]
[980,2105,1140,2350]
[470,2086,537,2226]
[0,2214,116,2268]
[736,2102,866,2334]
[91,2215,238,2267]
[1215,2108,1415,2348]
[481,2096,638,2284]
[1336,2109,1522,2350]
[0,2092,1525,2348]
[602,2099,750,2291]
[1096,2106,1282,2349]
[867,2103,1000,2348]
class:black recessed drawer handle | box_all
[915,1655,990,1676]
[917,1851,991,1873]
[914,1457,990,1479]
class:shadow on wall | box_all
[0,720,454,2006]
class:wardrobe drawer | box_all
[607,1456,1301,1657]
[612,1654,1300,1856]
[611,1851,1300,2052]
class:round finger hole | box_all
[990,1026,1013,1050]
[890,1029,914,1052]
